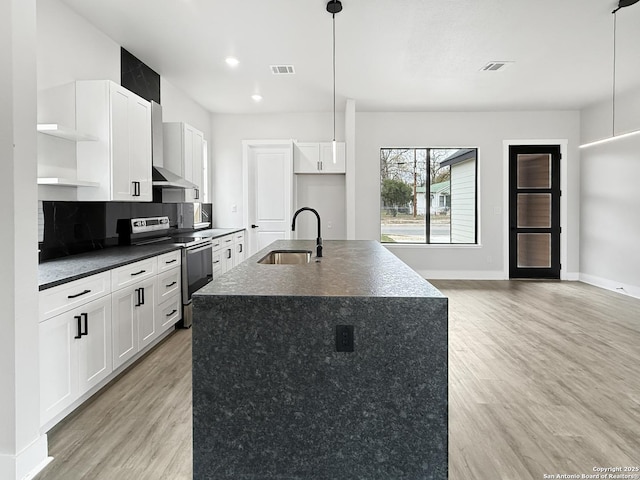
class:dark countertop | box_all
[195,239,443,298]
[38,244,182,291]
[38,227,245,291]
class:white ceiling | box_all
[58,0,640,114]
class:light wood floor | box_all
[36,281,640,480]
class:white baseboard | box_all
[579,273,640,300]
[0,434,50,480]
[419,270,507,280]
[565,272,580,281]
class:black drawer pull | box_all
[213,260,220,264]
[131,269,146,276]
[227,249,232,259]
[166,281,177,288]
[165,259,177,264]
[74,315,82,339]
[68,289,91,299]
[225,239,232,243]
[166,309,177,317]
[81,312,88,336]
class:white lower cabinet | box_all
[112,276,157,369]
[39,249,183,429]
[40,295,112,426]
[212,231,247,278]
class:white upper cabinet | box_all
[293,141,345,174]
[163,122,204,202]
[76,80,152,202]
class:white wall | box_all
[354,111,581,278]
[580,90,640,298]
[36,0,212,201]
[1,0,49,478]
[211,112,345,230]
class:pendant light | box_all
[580,0,640,148]
[327,0,342,163]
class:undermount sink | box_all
[257,250,312,265]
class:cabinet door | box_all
[77,296,113,394]
[184,125,204,202]
[234,232,246,266]
[112,286,137,369]
[294,142,320,173]
[129,96,152,201]
[320,142,346,173]
[40,312,80,425]
[110,86,133,201]
[212,248,223,279]
[137,277,158,350]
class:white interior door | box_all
[244,141,293,256]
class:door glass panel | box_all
[517,154,551,189]
[517,233,551,268]
[517,194,551,228]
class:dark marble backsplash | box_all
[39,201,212,262]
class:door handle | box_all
[227,249,232,259]
[251,224,259,228]
[81,312,88,336]
[74,315,82,339]
[68,289,91,299]
[166,309,177,317]
[166,281,177,288]
[135,288,142,307]
[239,244,243,253]
[140,287,145,306]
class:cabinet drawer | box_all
[111,257,157,291]
[221,234,234,247]
[234,231,245,243]
[157,250,181,273]
[40,271,111,322]
[158,295,181,330]
[157,268,181,302]
[211,237,222,251]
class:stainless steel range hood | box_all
[151,101,197,190]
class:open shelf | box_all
[37,177,100,187]
[37,124,98,142]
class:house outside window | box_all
[380,147,478,244]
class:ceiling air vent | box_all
[270,65,296,75]
[480,61,514,72]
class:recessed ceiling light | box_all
[251,94,263,102]
[225,57,239,68]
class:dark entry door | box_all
[509,145,561,279]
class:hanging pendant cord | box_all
[332,12,336,143]
[612,11,617,137]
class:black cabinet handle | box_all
[227,249,232,259]
[239,244,243,253]
[166,281,177,288]
[166,309,177,317]
[225,239,232,243]
[140,287,145,306]
[165,259,177,264]
[135,288,142,307]
[131,269,146,276]
[68,289,91,299]
[213,260,220,264]
[132,181,139,197]
[81,312,88,336]
[74,315,82,339]
[194,188,199,199]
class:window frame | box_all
[379,146,479,246]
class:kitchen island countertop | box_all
[196,239,444,298]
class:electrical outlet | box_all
[231,204,237,213]
[327,221,332,229]
[335,325,354,352]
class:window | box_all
[380,147,477,244]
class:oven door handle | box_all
[187,243,213,254]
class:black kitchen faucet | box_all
[291,207,323,258]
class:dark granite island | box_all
[192,240,447,480]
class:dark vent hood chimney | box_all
[151,101,197,190]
